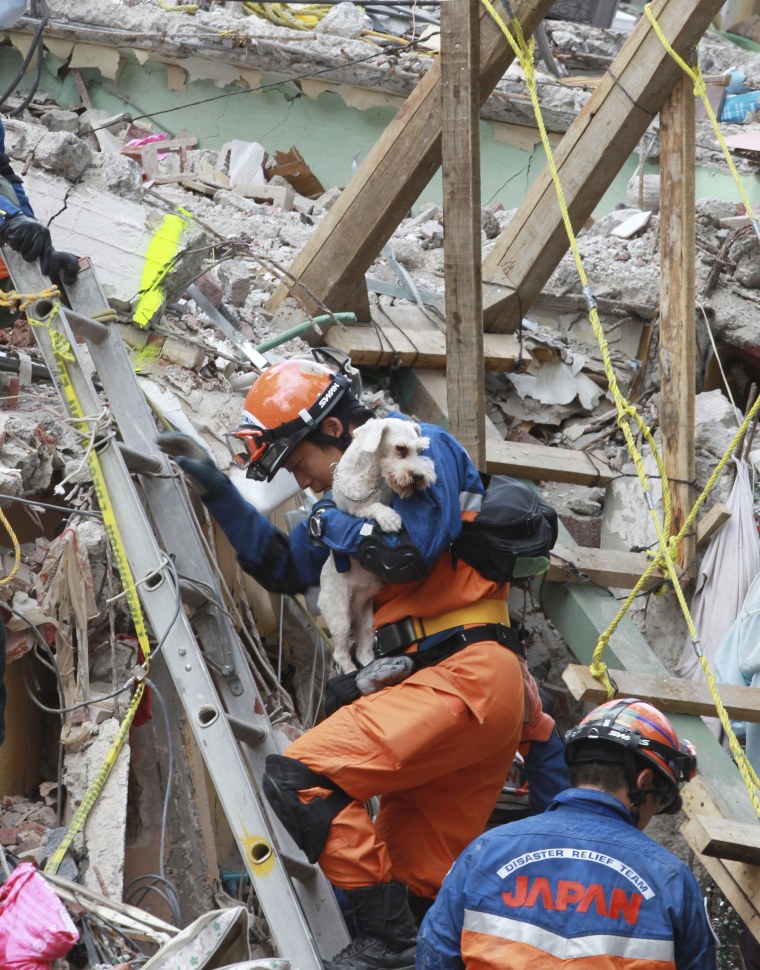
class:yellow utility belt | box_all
[374,600,509,657]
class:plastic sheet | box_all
[0,862,78,969]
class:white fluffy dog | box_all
[318,417,437,674]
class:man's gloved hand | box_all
[0,213,52,263]
[46,249,81,286]
[156,431,228,499]
[306,497,336,545]
[356,655,414,696]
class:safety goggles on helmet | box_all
[226,369,353,481]
[564,698,697,815]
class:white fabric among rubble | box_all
[677,459,760,735]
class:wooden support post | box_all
[659,73,696,569]
[441,0,484,465]
[481,0,729,332]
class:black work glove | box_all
[324,671,361,716]
[0,213,52,263]
[47,249,81,286]
[156,431,228,500]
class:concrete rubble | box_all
[0,2,759,964]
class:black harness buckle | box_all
[373,617,417,657]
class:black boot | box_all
[324,881,417,969]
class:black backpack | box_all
[451,473,558,583]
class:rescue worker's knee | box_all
[263,754,352,863]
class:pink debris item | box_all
[126,131,172,161]
[0,862,79,969]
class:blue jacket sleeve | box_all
[316,421,482,567]
[204,478,327,592]
[673,868,717,970]
[416,845,473,970]
[0,121,33,223]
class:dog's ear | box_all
[353,420,386,453]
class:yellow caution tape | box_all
[26,302,154,874]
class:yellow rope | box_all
[480,0,760,815]
[156,0,199,13]
[242,2,331,30]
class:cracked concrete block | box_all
[730,230,760,288]
[194,270,224,307]
[25,169,207,311]
[64,717,129,899]
[315,1,367,37]
[312,186,342,214]
[91,153,144,201]
[40,108,80,134]
[34,131,93,182]
[218,257,252,307]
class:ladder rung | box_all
[281,851,317,882]
[65,307,111,344]
[118,443,164,475]
[227,714,268,747]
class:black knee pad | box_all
[263,755,352,863]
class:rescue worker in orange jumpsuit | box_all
[157,351,563,970]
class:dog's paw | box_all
[372,506,403,533]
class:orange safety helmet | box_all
[225,349,359,481]
[564,698,697,814]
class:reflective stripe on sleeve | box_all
[459,490,483,513]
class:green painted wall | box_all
[2,45,759,216]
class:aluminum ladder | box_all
[4,249,349,969]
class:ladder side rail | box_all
[52,259,349,955]
[5,250,337,969]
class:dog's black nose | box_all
[412,474,424,484]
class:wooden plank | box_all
[442,0,484,467]
[548,544,674,591]
[562,664,760,723]
[265,0,556,320]
[696,502,731,547]
[659,74,696,570]
[481,0,730,332]
[326,324,528,371]
[685,815,760,866]
[485,437,614,486]
[681,778,760,942]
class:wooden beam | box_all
[659,74,696,570]
[681,778,760,943]
[442,0,484,466]
[696,502,731,547]
[325,324,529,371]
[481,0,729,332]
[265,0,554,320]
[685,815,760,866]
[562,664,760,723]
[485,438,614,486]
[548,545,674,591]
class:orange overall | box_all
[285,550,532,899]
